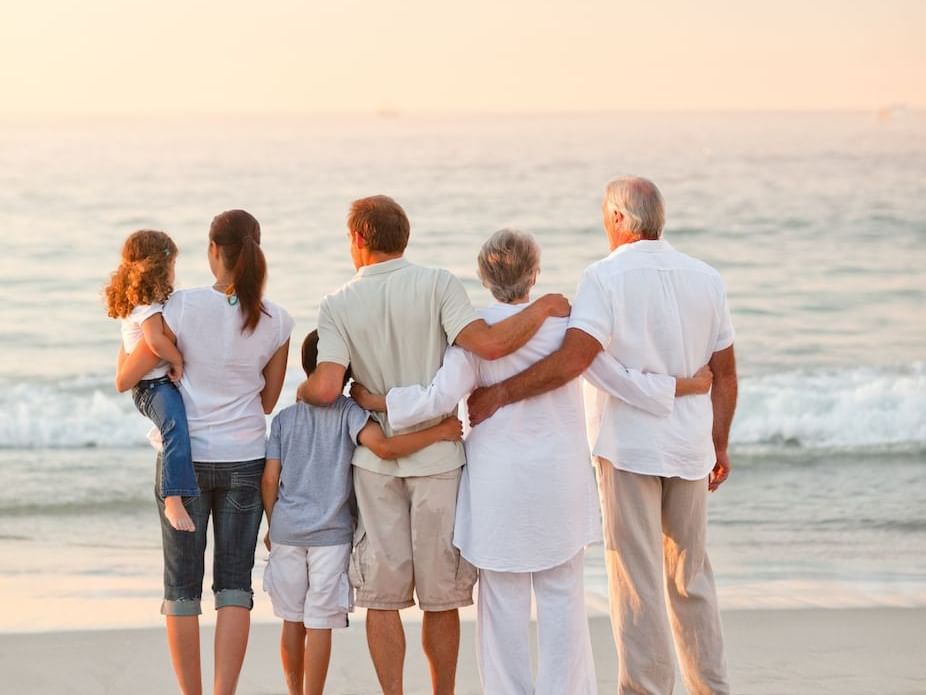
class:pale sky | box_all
[1,0,923,115]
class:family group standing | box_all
[106,176,738,695]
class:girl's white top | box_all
[160,287,294,462]
[120,303,169,380]
[386,301,676,572]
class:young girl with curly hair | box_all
[105,229,199,532]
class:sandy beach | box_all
[1,607,923,694]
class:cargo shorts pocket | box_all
[348,531,367,589]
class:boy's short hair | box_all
[302,330,351,387]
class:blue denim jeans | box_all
[133,377,199,497]
[156,457,265,616]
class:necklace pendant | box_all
[227,294,239,306]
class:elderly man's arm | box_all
[468,328,602,425]
[708,344,737,492]
[454,293,570,361]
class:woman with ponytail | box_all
[117,209,294,695]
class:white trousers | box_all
[476,550,597,695]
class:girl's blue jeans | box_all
[132,376,199,497]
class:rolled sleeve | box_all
[568,266,611,349]
[714,283,735,352]
[439,273,480,345]
[315,297,351,368]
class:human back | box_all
[165,286,292,461]
[316,197,477,476]
[575,241,732,477]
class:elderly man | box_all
[297,195,569,695]
[469,177,737,694]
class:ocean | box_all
[1,111,924,631]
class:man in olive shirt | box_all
[298,195,568,695]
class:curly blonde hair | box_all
[104,230,178,319]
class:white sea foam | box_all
[1,363,924,451]
[0,377,148,449]
[732,361,926,450]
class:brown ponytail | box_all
[209,209,269,333]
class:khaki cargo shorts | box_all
[349,467,477,612]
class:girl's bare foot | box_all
[164,496,196,532]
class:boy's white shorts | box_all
[263,542,353,628]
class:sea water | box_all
[1,112,924,631]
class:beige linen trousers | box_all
[597,460,730,695]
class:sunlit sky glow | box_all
[1,0,923,115]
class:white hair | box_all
[604,176,665,240]
[477,229,540,303]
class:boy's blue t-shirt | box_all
[266,395,369,547]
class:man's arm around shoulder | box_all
[467,327,602,425]
[453,293,571,361]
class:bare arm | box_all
[261,458,282,550]
[140,315,183,373]
[453,294,570,361]
[296,362,347,406]
[260,341,290,415]
[114,341,161,392]
[350,383,386,412]
[708,344,737,492]
[357,416,462,461]
[467,327,602,425]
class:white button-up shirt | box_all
[569,240,735,480]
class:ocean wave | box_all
[0,376,149,449]
[1,363,924,450]
[731,361,926,450]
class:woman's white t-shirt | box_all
[121,303,170,380]
[161,287,294,462]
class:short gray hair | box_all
[604,176,665,239]
[477,229,540,303]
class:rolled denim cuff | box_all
[159,487,201,498]
[160,597,202,616]
[215,589,254,611]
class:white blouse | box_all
[161,287,294,462]
[386,301,676,572]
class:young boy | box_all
[261,330,462,695]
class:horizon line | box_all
[0,105,921,122]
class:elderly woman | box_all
[352,229,711,694]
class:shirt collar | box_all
[355,256,410,278]
[611,239,673,256]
